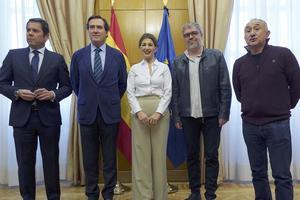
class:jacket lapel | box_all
[20,47,35,83]
[36,49,49,82]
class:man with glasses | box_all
[171,22,232,200]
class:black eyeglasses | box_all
[183,31,200,38]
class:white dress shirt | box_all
[127,59,172,114]
[29,46,45,72]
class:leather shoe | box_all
[185,193,201,200]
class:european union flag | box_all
[155,7,187,168]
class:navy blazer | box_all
[70,44,127,125]
[0,47,72,127]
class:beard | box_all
[187,42,202,51]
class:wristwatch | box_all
[14,89,20,100]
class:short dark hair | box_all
[86,15,109,32]
[26,18,50,35]
[138,33,158,47]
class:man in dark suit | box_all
[0,18,72,200]
[70,15,127,200]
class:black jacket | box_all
[171,48,232,123]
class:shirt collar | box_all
[184,50,201,61]
[91,43,106,53]
[30,46,45,55]
[244,38,270,54]
[141,59,159,66]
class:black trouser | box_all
[13,111,60,200]
[80,112,119,200]
[181,116,221,200]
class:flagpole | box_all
[163,0,168,6]
[159,1,179,194]
[109,0,130,195]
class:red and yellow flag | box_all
[106,7,132,162]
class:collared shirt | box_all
[91,43,106,72]
[127,59,172,114]
[184,50,203,118]
[29,46,45,72]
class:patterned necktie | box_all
[31,50,40,81]
[94,48,103,83]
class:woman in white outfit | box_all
[127,33,172,200]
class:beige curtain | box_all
[36,0,95,185]
[187,0,234,183]
[188,0,234,51]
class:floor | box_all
[0,182,299,199]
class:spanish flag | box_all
[106,7,132,162]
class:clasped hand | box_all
[136,111,162,126]
[17,88,54,101]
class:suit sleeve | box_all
[0,50,18,100]
[70,52,79,96]
[52,55,72,102]
[118,53,127,98]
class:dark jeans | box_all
[80,111,119,200]
[243,119,293,200]
[13,111,60,200]
[181,116,221,200]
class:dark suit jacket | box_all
[70,44,127,125]
[0,47,72,127]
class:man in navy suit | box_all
[0,18,72,200]
[70,15,127,200]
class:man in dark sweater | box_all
[233,18,300,200]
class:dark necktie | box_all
[94,48,103,83]
[31,50,40,81]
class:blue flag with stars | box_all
[155,7,187,168]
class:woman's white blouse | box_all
[127,59,172,114]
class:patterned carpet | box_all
[0,182,299,199]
